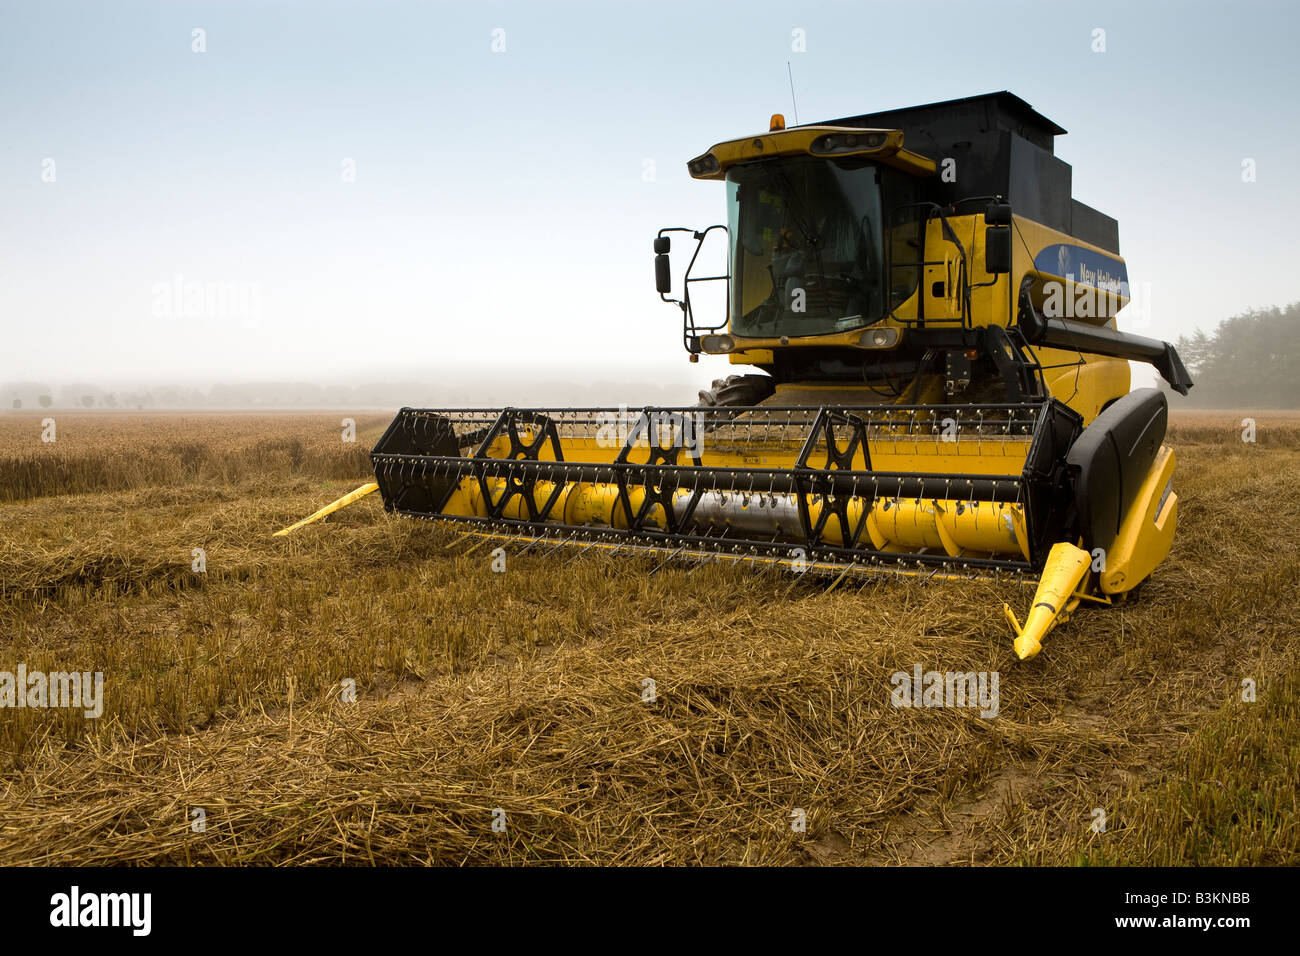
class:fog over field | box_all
[0,373,703,411]
[5,3,1299,397]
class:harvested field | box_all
[0,409,1296,865]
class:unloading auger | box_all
[278,92,1191,660]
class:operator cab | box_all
[653,115,936,366]
[726,155,921,339]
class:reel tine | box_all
[459,536,494,557]
[540,534,573,557]
[649,544,688,576]
[442,531,472,550]
[781,567,809,598]
[515,533,550,557]
[823,561,857,595]
[748,547,788,579]
[562,537,602,567]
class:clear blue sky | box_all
[2,0,1297,393]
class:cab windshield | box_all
[726,156,886,338]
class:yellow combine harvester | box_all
[281,92,1191,660]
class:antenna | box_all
[786,61,799,126]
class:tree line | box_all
[1171,302,1300,408]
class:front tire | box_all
[696,374,775,408]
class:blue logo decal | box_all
[1032,244,1129,295]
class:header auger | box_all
[278,92,1190,660]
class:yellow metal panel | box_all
[1036,349,1131,425]
[690,126,937,180]
[1101,445,1177,595]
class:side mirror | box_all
[984,225,1011,275]
[984,202,1012,226]
[654,236,672,294]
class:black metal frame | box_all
[471,411,567,522]
[656,225,730,353]
[792,409,873,549]
[371,399,1084,577]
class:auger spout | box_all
[274,481,379,537]
[1003,541,1091,660]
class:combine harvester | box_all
[279,93,1191,660]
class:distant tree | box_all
[1175,329,1212,376]
[38,394,52,408]
[1174,302,1300,407]
[102,394,118,408]
[10,399,19,409]
[80,395,94,408]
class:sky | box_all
[2,0,1298,395]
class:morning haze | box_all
[2,1,1297,395]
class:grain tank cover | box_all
[812,91,1118,253]
[821,91,1066,152]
